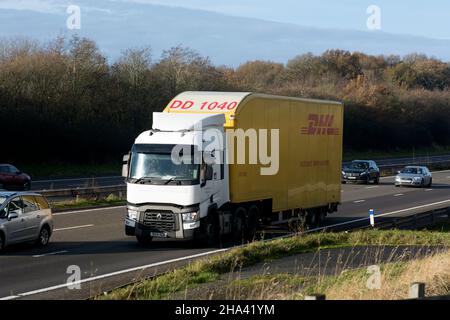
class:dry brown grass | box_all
[323,249,450,300]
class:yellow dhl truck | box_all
[122,92,343,244]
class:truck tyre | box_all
[136,235,153,247]
[306,209,325,228]
[232,207,246,244]
[203,213,220,246]
[245,205,260,242]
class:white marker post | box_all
[369,209,375,227]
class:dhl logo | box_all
[300,114,339,136]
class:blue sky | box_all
[125,0,450,39]
[1,0,449,39]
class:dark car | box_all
[0,164,31,191]
[342,160,380,184]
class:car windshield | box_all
[349,162,369,170]
[401,168,422,174]
[129,144,200,184]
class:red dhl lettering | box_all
[300,114,339,136]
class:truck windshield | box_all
[129,144,200,185]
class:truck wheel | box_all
[136,235,153,247]
[245,205,260,242]
[232,207,246,244]
[203,213,220,246]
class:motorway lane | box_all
[1,170,450,299]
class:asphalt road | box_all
[2,170,450,300]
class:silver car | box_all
[0,191,54,251]
[395,166,432,188]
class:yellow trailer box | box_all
[164,92,343,213]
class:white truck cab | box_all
[124,112,229,244]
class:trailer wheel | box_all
[245,205,260,242]
[306,209,325,228]
[232,207,246,244]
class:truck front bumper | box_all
[125,209,201,240]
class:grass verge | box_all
[101,228,450,300]
[51,195,125,210]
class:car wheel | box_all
[136,235,153,246]
[0,233,5,252]
[428,178,432,188]
[36,226,50,247]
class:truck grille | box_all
[142,211,177,231]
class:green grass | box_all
[17,162,121,179]
[51,196,125,211]
[101,229,450,300]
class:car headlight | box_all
[342,171,346,176]
[360,172,368,176]
[127,209,139,221]
[182,211,199,223]
[395,176,401,181]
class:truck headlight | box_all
[127,209,139,221]
[182,211,199,223]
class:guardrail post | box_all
[305,294,326,300]
[409,282,425,299]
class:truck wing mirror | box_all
[122,153,130,178]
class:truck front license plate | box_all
[150,232,168,238]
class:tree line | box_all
[1,36,450,165]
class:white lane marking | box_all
[365,186,379,189]
[33,250,68,258]
[34,176,121,183]
[353,200,366,203]
[394,193,404,197]
[53,206,126,216]
[425,189,433,192]
[0,248,229,300]
[53,224,94,232]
